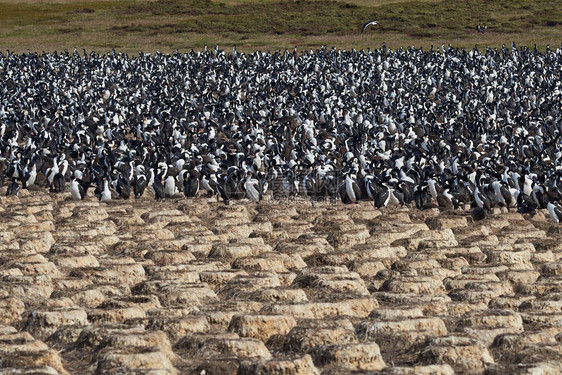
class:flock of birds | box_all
[1,43,562,222]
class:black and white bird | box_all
[339,175,361,204]
[45,157,60,188]
[70,177,86,200]
[414,184,431,209]
[98,178,112,202]
[374,183,404,208]
[164,176,178,198]
[436,189,455,211]
[547,201,562,223]
[152,174,166,201]
[474,186,492,212]
[472,206,487,221]
[52,169,66,193]
[361,20,378,33]
[6,178,20,197]
[22,163,37,189]
[115,174,131,200]
[183,171,200,198]
[133,166,147,198]
[201,173,217,197]
[244,172,261,201]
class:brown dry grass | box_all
[0,0,560,54]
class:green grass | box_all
[0,0,560,53]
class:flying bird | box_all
[362,20,378,33]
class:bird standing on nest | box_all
[362,20,378,33]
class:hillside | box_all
[0,0,561,53]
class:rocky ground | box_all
[0,190,561,375]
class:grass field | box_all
[0,0,561,53]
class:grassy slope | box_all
[0,0,560,54]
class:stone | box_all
[5,193,562,374]
[54,255,100,268]
[46,324,84,346]
[292,266,370,295]
[97,329,174,357]
[313,343,385,370]
[23,306,88,340]
[20,231,55,254]
[238,354,319,375]
[175,333,272,359]
[485,249,533,269]
[87,295,160,323]
[199,269,247,289]
[0,365,61,374]
[146,315,210,340]
[232,252,306,273]
[497,269,540,285]
[147,265,202,283]
[448,281,514,304]
[380,364,454,375]
[0,275,54,305]
[219,273,281,298]
[69,262,146,286]
[275,241,331,259]
[283,319,357,352]
[69,288,106,307]
[0,332,69,374]
[440,246,486,263]
[417,335,494,373]
[383,276,446,295]
[375,293,451,315]
[144,250,196,266]
[0,297,25,324]
[426,216,467,230]
[74,324,138,348]
[492,329,559,351]
[541,261,562,276]
[357,317,447,351]
[192,359,239,375]
[94,347,178,375]
[228,314,297,341]
[249,288,309,303]
[352,261,388,278]
[369,307,424,320]
[263,297,377,319]
[456,310,524,345]
[328,225,371,248]
[209,243,259,259]
[134,281,217,307]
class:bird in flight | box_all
[362,20,378,33]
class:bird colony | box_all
[1,45,562,220]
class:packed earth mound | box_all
[1,189,561,374]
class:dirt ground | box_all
[0,189,561,374]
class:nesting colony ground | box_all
[1,188,562,374]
